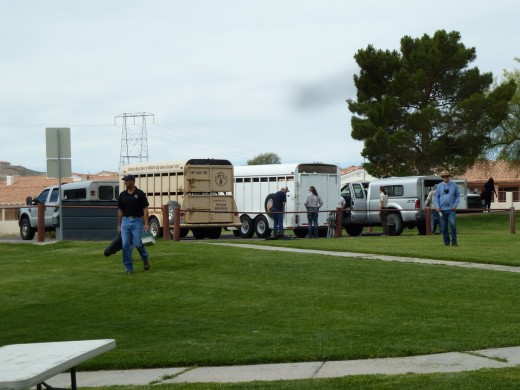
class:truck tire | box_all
[149,216,162,239]
[239,215,255,238]
[387,212,404,236]
[254,215,271,238]
[20,217,36,240]
[345,226,363,237]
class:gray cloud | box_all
[291,71,356,110]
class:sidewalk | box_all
[44,346,520,386]
[210,242,520,274]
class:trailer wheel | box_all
[293,227,307,238]
[207,227,222,239]
[167,201,181,225]
[239,215,255,238]
[264,194,276,217]
[192,228,207,239]
[254,215,271,238]
[149,216,162,239]
[168,227,189,239]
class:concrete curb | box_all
[44,347,520,386]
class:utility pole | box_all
[115,112,154,170]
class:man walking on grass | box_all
[118,174,150,273]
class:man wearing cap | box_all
[118,174,150,273]
[434,172,460,246]
[271,187,289,238]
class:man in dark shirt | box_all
[271,187,288,238]
[118,174,150,273]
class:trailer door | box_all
[300,173,340,226]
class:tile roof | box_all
[0,173,118,205]
[340,166,363,176]
[458,161,520,185]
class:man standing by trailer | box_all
[118,174,150,273]
[271,187,289,238]
[435,172,460,246]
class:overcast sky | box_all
[0,0,518,174]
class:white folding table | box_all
[0,339,116,390]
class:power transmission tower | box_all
[115,112,154,170]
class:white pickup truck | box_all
[18,180,119,240]
[341,176,470,236]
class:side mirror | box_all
[26,197,33,205]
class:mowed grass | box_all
[242,210,520,266]
[1,211,520,389]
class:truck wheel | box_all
[149,217,162,239]
[239,215,255,238]
[255,215,271,238]
[345,226,363,237]
[387,213,404,236]
[20,218,35,240]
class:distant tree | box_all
[347,30,516,177]
[488,58,520,164]
[247,152,281,165]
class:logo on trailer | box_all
[215,172,227,187]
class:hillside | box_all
[0,162,44,179]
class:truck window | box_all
[99,186,114,200]
[64,188,87,200]
[341,186,351,199]
[49,188,59,203]
[352,183,365,199]
[386,185,404,197]
[37,189,50,204]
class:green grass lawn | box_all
[242,210,520,266]
[1,211,520,389]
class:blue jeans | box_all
[272,208,284,236]
[431,209,443,233]
[440,210,457,245]
[307,208,319,238]
[121,217,149,271]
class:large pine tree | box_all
[348,30,516,177]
